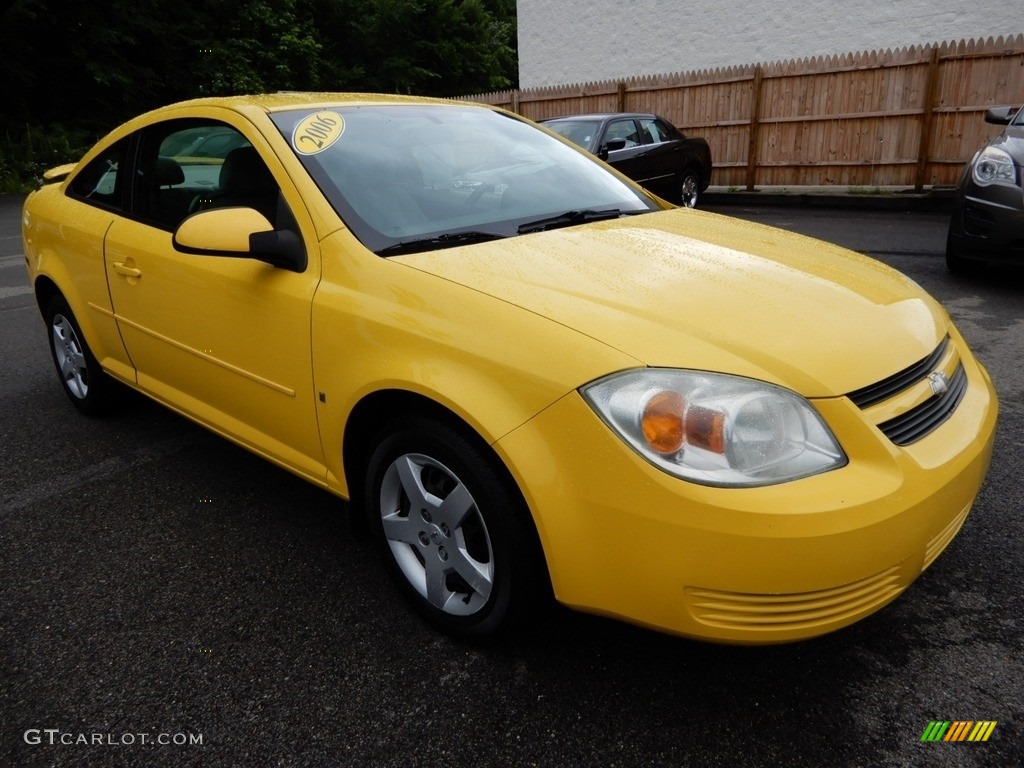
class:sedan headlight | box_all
[972,146,1018,187]
[581,370,847,487]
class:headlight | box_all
[972,146,1018,187]
[581,370,847,487]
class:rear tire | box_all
[364,416,546,640]
[44,295,116,415]
[678,169,701,208]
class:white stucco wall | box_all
[517,0,1022,88]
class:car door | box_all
[103,117,327,483]
[634,116,686,198]
[602,118,651,183]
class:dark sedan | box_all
[540,113,712,207]
[946,105,1024,275]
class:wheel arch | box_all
[32,269,136,386]
[343,390,465,505]
[341,388,550,583]
[33,274,62,316]
[31,262,104,357]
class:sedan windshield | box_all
[542,119,602,152]
[272,105,657,255]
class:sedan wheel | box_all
[679,170,701,208]
[365,417,545,639]
[45,295,115,415]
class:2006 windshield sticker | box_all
[292,112,345,155]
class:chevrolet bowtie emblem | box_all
[927,371,949,396]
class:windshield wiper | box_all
[516,208,646,235]
[377,231,509,256]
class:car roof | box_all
[135,92,480,120]
[88,93,502,155]
[542,113,658,121]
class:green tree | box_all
[1,0,516,129]
[196,0,323,95]
[0,0,519,190]
[312,0,517,95]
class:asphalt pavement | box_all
[1,192,1021,768]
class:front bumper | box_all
[948,181,1024,263]
[496,337,998,643]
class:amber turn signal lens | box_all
[642,390,686,454]
[685,403,726,454]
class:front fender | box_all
[310,230,639,497]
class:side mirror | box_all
[984,106,1018,125]
[172,208,307,273]
[598,138,628,159]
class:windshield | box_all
[271,105,657,255]
[542,119,602,152]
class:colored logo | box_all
[920,721,997,742]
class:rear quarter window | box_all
[67,139,129,211]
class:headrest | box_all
[219,146,275,193]
[155,156,184,186]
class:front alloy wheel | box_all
[379,453,495,616]
[365,418,544,639]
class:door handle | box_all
[112,261,142,278]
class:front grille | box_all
[847,336,950,408]
[844,336,967,446]
[685,565,906,632]
[877,363,968,445]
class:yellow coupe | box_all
[22,94,998,642]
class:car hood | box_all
[396,209,947,397]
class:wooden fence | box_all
[467,35,1024,190]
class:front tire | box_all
[44,295,116,415]
[365,417,545,640]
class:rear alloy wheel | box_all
[678,169,701,208]
[365,418,543,639]
[45,295,115,415]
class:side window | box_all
[68,139,128,211]
[605,119,641,148]
[134,120,281,231]
[641,118,673,145]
